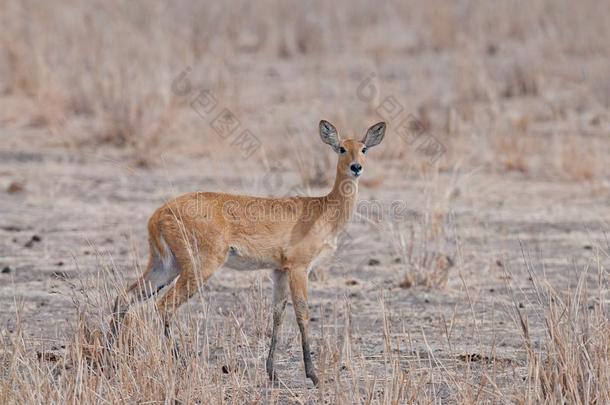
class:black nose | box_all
[350,163,362,173]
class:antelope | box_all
[110,120,386,385]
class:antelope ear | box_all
[319,120,340,151]
[362,122,386,148]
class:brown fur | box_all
[110,120,386,385]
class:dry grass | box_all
[507,250,610,404]
[0,266,424,403]
[1,247,607,403]
[1,0,610,403]
[1,0,609,173]
[392,169,460,289]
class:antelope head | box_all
[319,120,386,178]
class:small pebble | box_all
[24,235,42,248]
[6,181,25,193]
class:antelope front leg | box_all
[266,269,289,381]
[289,266,319,386]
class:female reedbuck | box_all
[110,120,386,385]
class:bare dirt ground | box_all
[1,1,609,403]
[1,120,608,402]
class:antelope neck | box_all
[322,165,359,229]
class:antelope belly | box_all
[224,246,278,271]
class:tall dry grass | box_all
[506,249,610,404]
[1,245,607,403]
[0,265,430,403]
[391,168,460,289]
[1,0,609,176]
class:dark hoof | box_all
[307,373,319,386]
[266,362,279,383]
[266,357,278,383]
[267,370,279,382]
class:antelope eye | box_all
[338,146,347,154]
[362,147,368,154]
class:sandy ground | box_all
[1,118,608,400]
